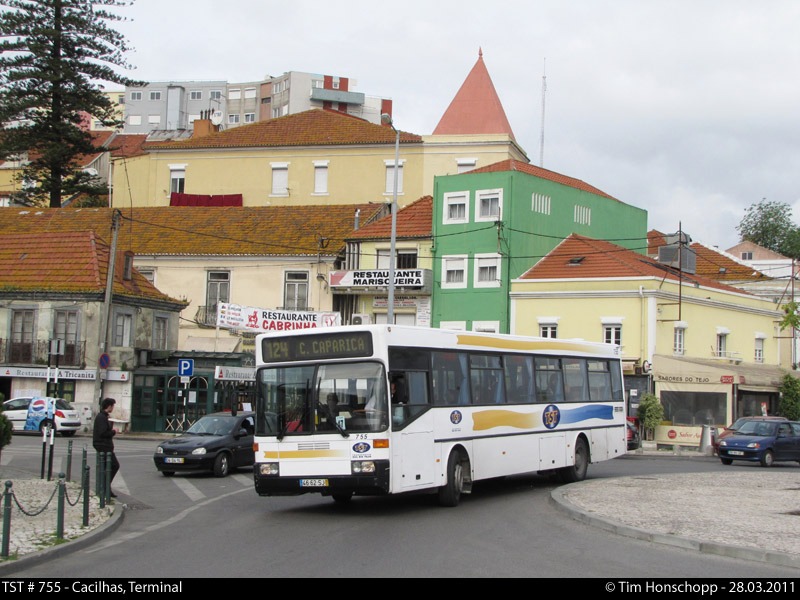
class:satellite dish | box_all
[210,111,223,126]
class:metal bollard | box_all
[104,453,112,503]
[83,465,90,527]
[2,481,11,558]
[47,428,55,481]
[56,473,65,540]
[97,452,106,508]
[66,439,74,482]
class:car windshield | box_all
[736,421,778,436]
[55,399,72,410]
[257,361,388,437]
[186,416,236,436]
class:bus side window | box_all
[535,357,564,403]
[563,358,588,402]
[432,351,469,405]
[504,355,534,404]
[587,360,612,401]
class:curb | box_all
[0,500,125,576]
[549,484,800,570]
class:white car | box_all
[2,397,81,436]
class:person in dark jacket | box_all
[93,398,120,497]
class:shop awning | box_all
[652,354,795,393]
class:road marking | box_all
[171,477,206,502]
[0,453,11,466]
[84,487,249,554]
[232,473,253,487]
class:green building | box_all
[431,159,648,333]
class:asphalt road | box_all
[2,434,798,578]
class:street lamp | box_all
[381,113,400,324]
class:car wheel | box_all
[61,430,76,437]
[759,449,774,468]
[39,419,55,434]
[720,458,733,465]
[213,453,231,477]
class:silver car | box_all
[2,397,81,436]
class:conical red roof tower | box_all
[433,49,516,140]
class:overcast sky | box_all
[111,0,800,252]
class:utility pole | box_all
[92,209,122,407]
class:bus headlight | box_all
[259,463,279,476]
[352,461,375,474]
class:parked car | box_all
[713,416,787,454]
[626,421,640,450]
[2,397,81,436]
[718,419,800,467]
[154,412,255,477]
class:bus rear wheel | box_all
[558,438,589,483]
[438,450,467,507]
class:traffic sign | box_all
[178,359,194,377]
[99,353,111,369]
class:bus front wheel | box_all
[438,450,467,507]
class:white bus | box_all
[253,325,626,506]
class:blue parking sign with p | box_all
[178,359,194,377]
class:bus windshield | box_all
[257,361,388,437]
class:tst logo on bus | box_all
[353,442,371,454]
[449,410,463,425]
[543,405,561,430]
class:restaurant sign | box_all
[217,303,341,332]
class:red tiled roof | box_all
[434,50,516,139]
[690,242,771,282]
[467,159,618,201]
[0,205,386,257]
[347,196,432,240]
[0,231,182,304]
[145,109,422,151]
[519,234,752,295]
[108,134,149,159]
[648,230,770,282]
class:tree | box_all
[779,373,800,420]
[636,393,663,441]
[736,199,800,258]
[0,0,138,208]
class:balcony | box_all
[0,339,86,367]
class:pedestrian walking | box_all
[93,397,120,497]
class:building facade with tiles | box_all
[509,234,793,446]
[0,204,387,431]
[0,230,185,431]
[431,161,648,334]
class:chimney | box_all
[192,110,219,138]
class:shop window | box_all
[661,391,726,426]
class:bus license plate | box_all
[300,479,328,487]
[165,457,184,464]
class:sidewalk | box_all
[0,464,123,575]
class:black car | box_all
[153,412,255,477]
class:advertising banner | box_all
[25,397,55,431]
[216,303,341,332]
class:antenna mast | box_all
[539,58,547,167]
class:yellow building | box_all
[510,234,792,446]
[109,109,527,209]
[330,196,434,326]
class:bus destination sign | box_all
[261,331,373,363]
